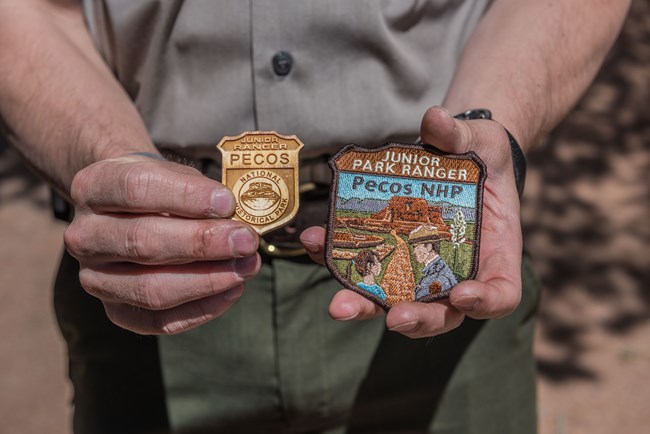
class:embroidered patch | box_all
[217,131,303,235]
[325,143,486,310]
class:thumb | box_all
[420,106,506,162]
[299,226,326,265]
[419,106,473,154]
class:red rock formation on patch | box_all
[339,196,450,236]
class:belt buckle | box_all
[259,182,320,258]
[259,238,308,257]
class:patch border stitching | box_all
[325,142,487,311]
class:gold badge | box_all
[217,131,303,235]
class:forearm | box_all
[0,0,157,198]
[443,0,630,151]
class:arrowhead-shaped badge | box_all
[326,142,486,310]
[217,131,303,235]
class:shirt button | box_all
[272,51,293,76]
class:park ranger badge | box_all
[217,131,303,235]
[325,143,487,310]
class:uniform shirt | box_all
[414,255,458,299]
[82,0,489,160]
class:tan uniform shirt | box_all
[83,0,488,160]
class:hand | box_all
[301,106,522,338]
[64,154,261,335]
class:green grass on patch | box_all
[336,209,372,219]
[439,241,475,280]
[333,217,479,282]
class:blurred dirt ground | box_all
[528,1,650,432]
[1,1,649,433]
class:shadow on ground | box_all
[523,0,650,382]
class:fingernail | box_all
[211,188,235,217]
[234,255,259,278]
[338,312,360,321]
[389,321,419,332]
[229,227,258,256]
[302,240,321,254]
[223,285,244,302]
[454,295,479,311]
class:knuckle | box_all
[193,224,218,259]
[63,224,81,257]
[122,165,159,206]
[159,323,181,335]
[78,268,100,297]
[103,300,176,336]
[194,297,218,324]
[63,222,89,259]
[178,178,199,200]
[133,275,161,310]
[457,121,476,146]
[154,312,184,335]
[155,296,226,336]
[124,218,153,260]
[173,178,212,216]
[105,301,162,336]
[69,166,95,204]
[133,274,175,311]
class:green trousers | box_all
[54,251,540,434]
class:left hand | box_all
[300,106,523,338]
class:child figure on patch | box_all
[409,225,458,299]
[348,250,387,300]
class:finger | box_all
[449,255,522,320]
[420,106,510,167]
[420,106,465,151]
[447,183,523,320]
[421,104,523,322]
[421,105,520,210]
[329,289,384,321]
[71,155,235,218]
[386,300,465,339]
[80,254,260,310]
[65,214,259,264]
[103,284,245,335]
[300,226,326,265]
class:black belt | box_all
[258,181,330,257]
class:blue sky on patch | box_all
[337,172,478,208]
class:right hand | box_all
[301,106,524,339]
[64,154,261,335]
